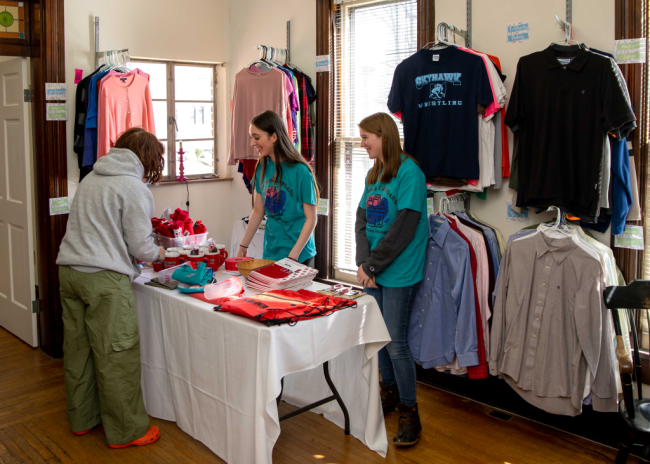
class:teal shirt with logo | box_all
[254,159,317,263]
[359,156,428,287]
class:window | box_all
[332,0,417,282]
[127,60,217,181]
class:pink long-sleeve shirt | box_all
[97,73,155,159]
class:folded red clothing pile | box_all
[151,209,207,237]
[214,289,357,326]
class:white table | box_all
[132,270,390,464]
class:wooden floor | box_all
[0,326,632,463]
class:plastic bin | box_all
[154,232,209,249]
[158,262,192,283]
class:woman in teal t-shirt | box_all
[237,110,319,266]
[355,112,428,447]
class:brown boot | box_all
[393,403,422,447]
[380,382,399,415]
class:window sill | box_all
[149,177,233,187]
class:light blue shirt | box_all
[409,215,478,369]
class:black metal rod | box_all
[280,395,337,422]
[322,361,351,435]
[628,309,644,400]
[276,361,351,436]
[276,377,284,407]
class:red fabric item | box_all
[172,208,189,223]
[241,160,257,182]
[156,223,174,238]
[193,220,207,235]
[468,50,510,178]
[183,218,195,235]
[215,289,357,326]
[445,216,488,379]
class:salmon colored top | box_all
[97,73,155,159]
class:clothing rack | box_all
[439,192,471,214]
[435,0,472,48]
[93,16,130,70]
[253,20,291,65]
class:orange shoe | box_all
[108,426,160,449]
[72,423,101,436]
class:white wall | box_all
[64,0,235,246]
[227,0,317,228]
[435,0,615,244]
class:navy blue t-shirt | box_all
[387,47,493,179]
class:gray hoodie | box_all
[56,148,160,281]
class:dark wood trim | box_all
[314,0,333,279]
[612,0,645,286]
[417,0,435,48]
[0,43,30,56]
[30,0,67,358]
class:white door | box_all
[0,57,37,347]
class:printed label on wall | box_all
[615,38,646,64]
[45,83,67,101]
[318,198,329,216]
[316,55,330,72]
[506,200,529,222]
[507,22,530,43]
[46,103,67,121]
[49,197,70,216]
[427,197,434,216]
[615,225,644,250]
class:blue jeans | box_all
[364,283,417,406]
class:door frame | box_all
[1,0,67,357]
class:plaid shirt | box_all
[297,74,314,162]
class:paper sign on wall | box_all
[507,22,530,44]
[316,55,330,72]
[506,200,529,222]
[318,198,329,216]
[615,38,647,64]
[49,197,70,216]
[45,83,67,100]
[615,225,644,250]
[46,103,67,121]
[427,197,434,216]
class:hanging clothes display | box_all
[505,44,636,222]
[75,58,155,178]
[490,220,618,417]
[388,42,508,192]
[228,48,317,193]
[409,196,504,380]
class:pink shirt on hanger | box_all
[459,47,503,118]
[97,73,155,159]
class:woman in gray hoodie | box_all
[57,128,165,449]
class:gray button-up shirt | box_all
[490,232,617,416]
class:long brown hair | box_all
[358,112,415,184]
[250,110,320,204]
[114,127,165,183]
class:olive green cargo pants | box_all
[59,266,149,445]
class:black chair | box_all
[604,280,650,463]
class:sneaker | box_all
[380,382,399,415]
[108,426,161,449]
[393,403,422,447]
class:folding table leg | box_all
[323,361,350,435]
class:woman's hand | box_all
[357,265,378,289]
[237,246,248,258]
[157,246,166,261]
[288,250,300,261]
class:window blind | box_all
[332,0,417,278]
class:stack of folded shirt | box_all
[247,258,318,292]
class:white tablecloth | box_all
[132,271,390,464]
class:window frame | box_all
[313,0,435,280]
[130,58,218,182]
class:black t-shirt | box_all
[387,47,493,179]
[505,45,636,217]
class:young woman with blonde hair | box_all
[355,112,428,446]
